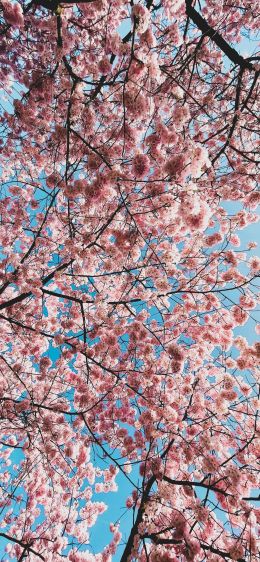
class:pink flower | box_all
[203,454,219,473]
[132,153,150,177]
[230,234,240,247]
[232,306,248,326]
[39,356,51,370]
[221,389,237,401]
[98,58,112,75]
[236,357,247,370]
[185,537,202,559]
[205,232,222,246]
[171,359,183,373]
[76,448,87,466]
[229,543,244,560]
[249,256,260,274]
[126,496,134,508]
[245,191,260,209]
[46,173,61,187]
[168,343,184,362]
[239,295,255,309]
[167,23,182,46]
[132,4,150,33]
[165,155,186,177]
[2,0,24,27]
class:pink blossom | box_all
[0,3,258,561]
[232,306,248,326]
[168,344,184,362]
[132,4,150,33]
[205,232,222,246]
[165,155,186,177]
[202,454,219,473]
[132,153,150,177]
[230,234,240,247]
[126,496,134,508]
[2,0,24,27]
[249,256,260,273]
[229,543,244,560]
[245,191,260,209]
[167,23,182,46]
[98,58,112,75]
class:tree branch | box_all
[0,533,45,561]
[185,0,254,70]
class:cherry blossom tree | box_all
[0,0,259,560]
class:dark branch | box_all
[185,0,254,70]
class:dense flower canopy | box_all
[0,0,259,560]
